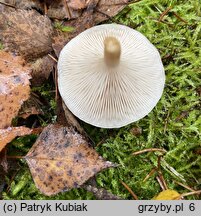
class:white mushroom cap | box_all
[58,24,165,128]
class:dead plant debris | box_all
[25,124,115,196]
[0,9,53,61]
[0,126,33,152]
[0,51,31,129]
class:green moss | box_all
[53,21,75,32]
[3,0,201,199]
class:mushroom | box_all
[58,24,165,128]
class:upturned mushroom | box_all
[58,24,165,128]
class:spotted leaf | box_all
[25,124,115,196]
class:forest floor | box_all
[0,0,200,200]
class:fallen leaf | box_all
[15,0,44,11]
[18,98,44,119]
[94,0,129,24]
[153,189,181,200]
[47,1,69,20]
[30,55,55,86]
[67,0,87,10]
[52,29,71,58]
[52,0,128,57]
[25,124,115,196]
[0,0,15,13]
[0,9,53,61]
[47,0,87,20]
[0,126,33,152]
[0,51,31,129]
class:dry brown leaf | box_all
[0,0,15,13]
[47,1,82,20]
[25,124,115,196]
[67,0,87,10]
[94,0,129,23]
[0,9,53,61]
[15,0,44,11]
[0,51,31,129]
[52,0,128,57]
[18,96,44,119]
[0,126,33,152]
[30,55,55,86]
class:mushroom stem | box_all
[104,37,121,67]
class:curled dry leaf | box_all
[0,9,53,61]
[25,124,115,196]
[0,126,33,152]
[18,95,44,119]
[0,51,31,129]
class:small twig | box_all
[7,155,24,159]
[6,168,20,193]
[0,1,16,8]
[132,148,167,155]
[173,180,196,192]
[120,180,138,200]
[161,158,186,182]
[157,155,168,190]
[156,176,166,191]
[31,127,44,135]
[63,0,71,19]
[156,19,174,28]
[128,0,142,5]
[157,155,162,171]
[158,7,172,22]
[96,137,108,147]
[48,54,58,62]
[44,2,48,15]
[176,190,201,199]
[143,167,157,182]
[158,173,168,190]
[173,12,188,24]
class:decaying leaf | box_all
[52,0,129,57]
[18,95,44,119]
[0,9,53,60]
[83,184,123,200]
[30,55,55,86]
[67,0,87,10]
[15,0,44,11]
[153,189,181,200]
[94,0,129,23]
[0,51,31,129]
[25,124,115,196]
[0,126,33,152]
